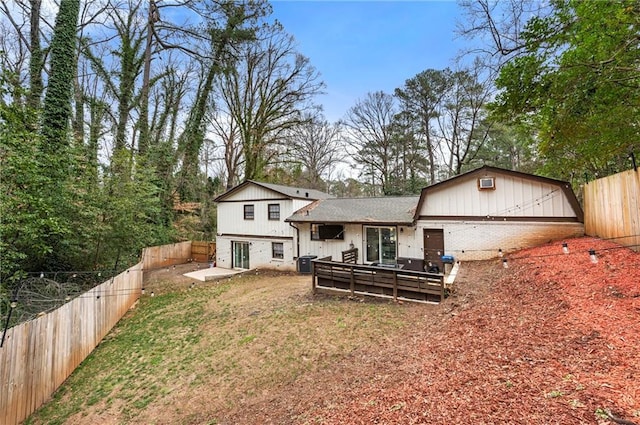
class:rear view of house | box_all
[214,181,332,271]
[216,167,584,273]
[287,166,584,271]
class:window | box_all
[268,204,280,220]
[272,242,284,259]
[243,204,254,220]
[311,224,345,240]
[478,177,495,190]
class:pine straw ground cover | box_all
[223,236,639,425]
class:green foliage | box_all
[465,120,540,173]
[41,0,80,160]
[0,76,71,278]
[492,0,640,179]
[91,152,174,270]
[1,72,173,279]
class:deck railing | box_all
[312,258,445,303]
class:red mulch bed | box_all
[221,236,639,425]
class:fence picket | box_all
[0,243,186,425]
[584,168,640,251]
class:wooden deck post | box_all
[393,271,398,302]
[311,262,316,294]
[349,268,355,296]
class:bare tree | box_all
[456,0,553,72]
[284,112,345,190]
[344,91,397,195]
[218,23,324,181]
[209,109,243,189]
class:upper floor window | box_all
[244,204,254,220]
[268,204,280,220]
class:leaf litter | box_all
[221,236,639,425]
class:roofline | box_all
[214,180,327,203]
[413,166,584,222]
[285,218,415,226]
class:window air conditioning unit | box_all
[478,177,495,190]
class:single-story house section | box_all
[287,166,584,271]
[286,196,421,267]
[214,180,332,271]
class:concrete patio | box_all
[183,266,244,282]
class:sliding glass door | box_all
[233,241,250,269]
[365,226,397,265]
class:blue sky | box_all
[270,0,467,122]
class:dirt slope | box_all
[219,237,640,425]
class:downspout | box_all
[289,222,300,259]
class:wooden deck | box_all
[311,258,445,303]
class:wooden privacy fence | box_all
[312,257,445,303]
[0,241,192,425]
[141,241,192,270]
[141,241,216,269]
[584,168,640,251]
[191,241,216,263]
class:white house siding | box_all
[420,173,576,218]
[215,235,296,271]
[295,223,419,263]
[291,199,314,215]
[220,185,289,202]
[217,200,297,237]
[293,220,583,264]
[415,221,584,261]
[216,185,317,270]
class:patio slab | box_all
[184,267,244,282]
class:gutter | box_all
[289,222,300,259]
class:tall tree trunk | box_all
[73,68,84,144]
[41,0,80,160]
[137,0,156,156]
[27,0,43,112]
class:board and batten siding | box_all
[219,184,290,202]
[215,182,321,271]
[419,174,576,218]
[215,235,295,271]
[217,201,297,237]
[217,199,315,238]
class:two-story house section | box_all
[214,181,333,271]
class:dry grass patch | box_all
[25,269,423,425]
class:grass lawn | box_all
[25,268,426,425]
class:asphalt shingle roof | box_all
[214,180,333,202]
[286,196,419,225]
[252,181,333,200]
